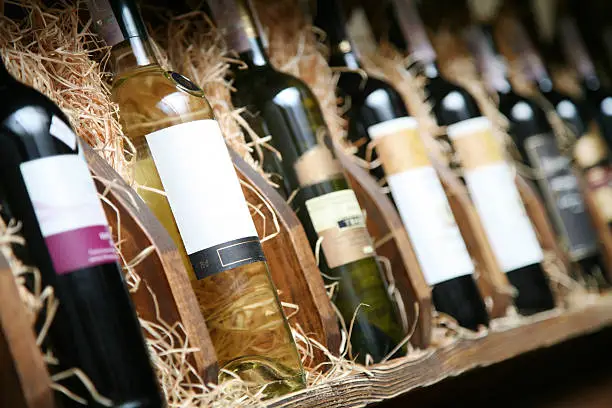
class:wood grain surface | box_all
[267,295,612,408]
[0,252,54,408]
[84,144,219,383]
[231,150,342,365]
[433,158,513,318]
[335,143,433,348]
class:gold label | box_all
[294,145,343,187]
[446,117,505,170]
[368,117,430,176]
[305,190,374,268]
[574,128,609,169]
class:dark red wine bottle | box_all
[0,58,163,408]
[314,0,488,330]
[388,0,558,314]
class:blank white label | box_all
[388,166,474,285]
[146,120,257,255]
[464,163,544,272]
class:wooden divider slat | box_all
[334,144,433,348]
[432,159,513,318]
[230,151,342,364]
[0,253,54,408]
[516,176,571,272]
[83,144,219,383]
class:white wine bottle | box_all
[86,0,304,398]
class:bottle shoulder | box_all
[0,82,66,124]
[0,83,76,157]
[111,66,215,139]
[426,77,481,124]
[234,66,325,118]
[338,72,404,101]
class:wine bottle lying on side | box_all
[0,56,163,408]
[314,0,489,330]
[388,0,557,313]
[86,0,305,398]
[208,0,406,363]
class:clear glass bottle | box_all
[87,0,305,397]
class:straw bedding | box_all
[0,0,601,406]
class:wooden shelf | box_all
[267,295,612,408]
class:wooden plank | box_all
[0,252,54,408]
[516,176,572,271]
[231,151,342,364]
[267,295,612,408]
[335,143,433,348]
[83,144,218,383]
[433,159,513,318]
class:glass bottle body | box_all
[500,92,604,279]
[232,64,405,362]
[111,58,304,396]
[427,71,556,314]
[0,71,162,407]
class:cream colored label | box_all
[593,187,612,222]
[294,145,343,187]
[448,117,545,272]
[369,117,474,284]
[368,117,430,175]
[447,117,505,169]
[574,129,609,169]
[305,190,374,268]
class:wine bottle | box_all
[498,8,612,230]
[0,58,162,407]
[466,23,602,278]
[314,0,488,329]
[209,0,405,363]
[86,0,304,396]
[558,15,612,151]
[390,0,555,313]
[501,11,612,229]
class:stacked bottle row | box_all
[1,0,611,406]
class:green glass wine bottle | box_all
[208,0,405,363]
[86,0,304,398]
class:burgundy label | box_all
[45,225,118,275]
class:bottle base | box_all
[577,254,611,289]
[220,355,305,399]
[506,263,556,315]
[432,275,490,331]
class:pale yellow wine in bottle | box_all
[87,0,305,397]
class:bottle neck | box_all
[504,16,554,93]
[390,0,437,65]
[314,0,361,70]
[467,25,512,95]
[209,0,271,69]
[87,0,160,77]
[558,16,600,91]
[109,38,158,77]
